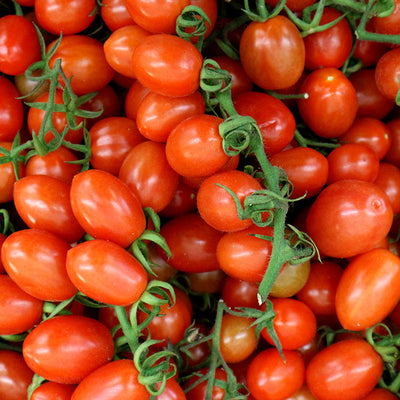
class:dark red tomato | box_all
[70,169,146,247]
[89,116,146,176]
[31,382,76,400]
[306,180,393,258]
[335,248,400,331]
[372,0,400,36]
[1,229,76,302]
[13,175,85,244]
[298,68,358,139]
[25,146,81,185]
[15,0,35,5]
[269,147,328,199]
[197,169,264,232]
[132,34,203,97]
[360,388,399,400]
[0,76,23,141]
[72,359,150,400]
[306,339,383,400]
[218,314,257,363]
[184,367,227,400]
[216,224,274,282]
[157,212,223,273]
[23,315,114,384]
[0,274,43,335]
[261,298,317,350]
[66,239,147,306]
[338,117,392,160]
[385,118,400,167]
[233,91,296,156]
[303,8,353,70]
[0,233,5,273]
[239,15,305,90]
[100,0,135,31]
[187,269,226,293]
[222,277,260,309]
[375,47,400,101]
[155,378,186,400]
[118,141,179,212]
[326,143,380,184]
[104,24,152,79]
[0,350,34,400]
[136,90,205,142]
[264,0,316,12]
[35,0,96,35]
[348,68,394,120]
[374,162,400,214]
[0,15,40,76]
[296,260,343,316]
[247,348,305,400]
[48,35,115,95]
[124,80,151,120]
[166,114,229,178]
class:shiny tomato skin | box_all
[1,229,76,302]
[132,34,203,97]
[155,378,186,400]
[298,68,358,139]
[13,175,85,244]
[305,180,393,258]
[0,77,23,141]
[23,315,114,384]
[70,169,146,247]
[100,0,135,31]
[306,339,383,400]
[0,275,43,335]
[385,118,400,168]
[360,388,399,400]
[221,277,260,309]
[66,239,148,306]
[335,248,400,331]
[124,80,151,120]
[239,16,305,90]
[31,382,76,400]
[375,47,400,101]
[374,162,400,214]
[185,367,227,400]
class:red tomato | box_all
[187,269,226,294]
[70,169,146,247]
[197,169,264,232]
[0,15,41,76]
[119,141,179,212]
[132,34,203,97]
[374,162,400,214]
[298,68,358,139]
[184,367,227,400]
[306,180,393,258]
[385,118,400,167]
[100,0,135,31]
[264,0,316,12]
[335,248,400,331]
[360,388,399,400]
[23,315,114,384]
[247,348,306,400]
[239,15,305,90]
[306,339,383,400]
[0,274,43,335]
[66,239,148,306]
[372,0,400,36]
[375,47,400,101]
[124,80,151,120]
[0,350,34,400]
[155,378,186,400]
[1,228,76,302]
[221,277,260,309]
[31,382,76,400]
[13,175,85,244]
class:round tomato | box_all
[221,277,260,309]
[375,47,400,101]
[184,367,227,400]
[373,162,400,214]
[100,0,135,31]
[31,382,76,400]
[385,118,400,167]
[124,80,151,120]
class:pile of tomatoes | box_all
[2,0,400,398]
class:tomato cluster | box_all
[1,0,400,399]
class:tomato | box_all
[1,228,76,302]
[23,315,114,384]
[100,0,135,31]
[155,378,186,400]
[305,179,393,258]
[186,0,218,41]
[373,162,400,214]
[124,80,151,120]
[72,359,150,400]
[233,91,296,156]
[0,76,24,142]
[197,169,264,232]
[104,25,152,79]
[0,15,41,76]
[136,90,205,142]
[269,147,328,199]
[298,67,358,139]
[335,248,400,331]
[187,269,226,294]
[360,388,399,400]
[372,0,400,36]
[303,8,353,70]
[385,118,400,167]
[66,239,148,306]
[31,382,76,400]
[184,367,227,400]
[247,348,305,400]
[239,15,305,90]
[48,35,115,96]
[285,383,319,400]
[264,0,316,12]
[221,277,260,309]
[306,339,383,400]
[157,212,223,273]
[375,47,400,101]
[13,175,85,244]
[119,141,179,212]
[0,350,34,400]
[0,274,43,335]
[70,169,146,247]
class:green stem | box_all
[113,305,139,353]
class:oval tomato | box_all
[31,382,76,400]
[373,162,400,214]
[100,0,135,31]
[375,47,400,101]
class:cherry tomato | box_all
[306,179,393,258]
[375,47,400,101]
[31,382,76,400]
[372,0,400,36]
[184,367,227,400]
[155,378,187,400]
[385,118,400,167]
[66,239,148,306]
[264,0,316,12]
[221,277,260,309]
[373,162,400,214]
[239,15,305,90]
[124,80,151,120]
[100,0,135,31]
[360,388,399,400]
[187,269,226,294]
